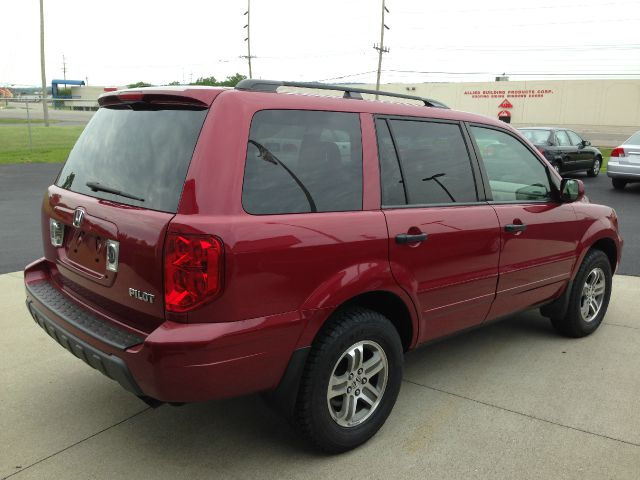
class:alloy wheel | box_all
[580,267,606,322]
[326,340,388,428]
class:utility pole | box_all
[39,0,49,126]
[242,0,254,78]
[373,0,390,99]
[62,54,67,82]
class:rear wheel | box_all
[612,178,627,190]
[550,250,612,338]
[587,157,601,177]
[294,308,403,453]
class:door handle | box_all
[504,223,527,233]
[395,233,428,244]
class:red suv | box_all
[24,80,622,452]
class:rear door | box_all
[554,130,580,172]
[468,125,579,321]
[45,95,210,333]
[377,118,501,343]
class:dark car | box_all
[24,80,622,453]
[519,127,603,177]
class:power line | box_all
[316,71,378,82]
[386,69,640,77]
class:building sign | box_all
[499,98,513,108]
[464,89,553,99]
[498,110,511,122]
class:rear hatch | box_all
[43,91,213,333]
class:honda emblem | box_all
[73,208,85,228]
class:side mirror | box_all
[560,178,585,203]
[581,140,591,147]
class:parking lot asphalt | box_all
[1,271,638,479]
[1,163,637,276]
[0,164,62,274]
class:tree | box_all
[190,74,247,87]
[191,76,218,86]
[167,81,181,86]
[127,81,153,88]
[218,73,247,87]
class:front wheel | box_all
[551,250,612,337]
[587,157,601,177]
[294,308,403,453]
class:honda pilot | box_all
[24,80,622,453]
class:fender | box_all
[571,204,622,278]
[294,260,420,350]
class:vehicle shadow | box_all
[90,311,558,460]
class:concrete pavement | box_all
[1,272,638,479]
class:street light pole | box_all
[39,0,50,126]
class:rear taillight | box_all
[49,218,64,247]
[536,146,546,156]
[164,233,223,312]
[610,147,625,158]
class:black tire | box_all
[587,156,601,177]
[294,308,403,453]
[612,178,627,190]
[550,250,612,338]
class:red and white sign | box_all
[498,110,511,118]
[499,98,513,109]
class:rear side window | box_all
[242,110,362,214]
[555,131,571,146]
[520,129,552,144]
[386,120,477,205]
[56,107,207,213]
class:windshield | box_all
[56,106,207,213]
[519,129,552,145]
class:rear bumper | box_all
[607,161,640,179]
[24,259,305,403]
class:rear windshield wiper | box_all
[85,181,145,202]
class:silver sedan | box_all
[607,131,640,190]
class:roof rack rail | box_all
[235,79,450,109]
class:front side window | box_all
[242,110,362,214]
[566,130,583,146]
[386,120,477,205]
[471,126,553,202]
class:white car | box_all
[607,131,640,189]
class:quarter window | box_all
[386,120,477,205]
[471,126,553,202]
[242,110,362,214]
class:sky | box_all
[2,0,640,87]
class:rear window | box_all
[624,131,640,145]
[519,129,552,144]
[55,106,207,213]
[242,110,362,214]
